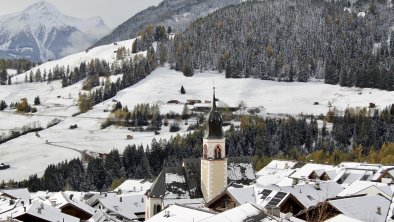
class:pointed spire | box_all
[212,87,216,109]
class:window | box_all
[215,145,222,159]
[307,195,314,200]
[153,204,162,215]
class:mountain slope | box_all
[173,0,394,90]
[91,0,239,48]
[0,1,110,62]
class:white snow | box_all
[12,38,140,84]
[97,67,394,116]
[358,12,366,17]
[12,201,79,222]
[114,179,152,195]
[0,33,393,183]
[200,202,262,222]
[0,1,110,61]
[145,204,214,222]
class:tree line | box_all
[169,0,394,90]
[3,104,392,191]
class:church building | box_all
[144,88,256,220]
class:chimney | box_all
[269,207,280,217]
[69,194,73,201]
[38,208,42,214]
[377,207,381,215]
[120,197,123,202]
[23,206,26,212]
[29,199,32,205]
[292,178,298,186]
[164,210,170,218]
[314,182,321,190]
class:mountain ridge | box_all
[0,1,110,62]
[91,0,239,48]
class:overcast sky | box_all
[0,0,163,28]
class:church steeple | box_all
[205,87,223,139]
[212,87,216,109]
[201,88,227,202]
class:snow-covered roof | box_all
[13,201,79,222]
[334,169,375,186]
[275,176,295,187]
[256,160,297,186]
[200,202,264,222]
[163,198,205,208]
[57,191,95,216]
[227,187,256,205]
[287,182,343,208]
[0,188,31,201]
[371,166,394,181]
[256,182,344,209]
[289,163,336,180]
[256,160,298,176]
[323,170,337,180]
[337,180,392,198]
[227,162,256,185]
[326,214,363,222]
[114,179,152,195]
[165,172,190,199]
[99,195,143,220]
[0,197,20,216]
[338,162,381,171]
[328,195,390,222]
[148,166,198,200]
[256,189,291,209]
[145,204,215,222]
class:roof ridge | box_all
[173,203,217,214]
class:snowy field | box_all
[95,67,394,116]
[1,38,393,182]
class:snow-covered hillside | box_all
[0,1,110,62]
[0,35,393,181]
[11,38,138,84]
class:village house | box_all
[13,201,79,222]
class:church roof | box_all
[204,88,223,139]
[147,157,256,200]
[227,157,256,185]
[147,167,194,199]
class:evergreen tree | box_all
[0,100,7,111]
[0,69,7,85]
[34,96,40,106]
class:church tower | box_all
[201,87,227,202]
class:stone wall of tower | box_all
[201,158,228,202]
[144,196,162,220]
[201,138,227,202]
